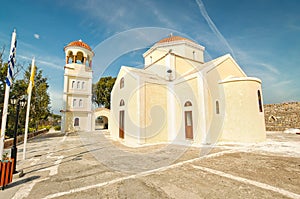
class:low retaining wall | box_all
[264,102,300,131]
[4,128,48,149]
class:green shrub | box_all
[39,125,51,131]
[54,126,61,131]
[29,127,36,133]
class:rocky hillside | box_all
[264,102,300,131]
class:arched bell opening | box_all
[66,51,74,64]
[75,51,85,64]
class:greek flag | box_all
[0,30,17,159]
[5,38,17,87]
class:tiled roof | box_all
[65,40,92,51]
[157,35,195,44]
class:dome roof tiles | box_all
[157,35,195,44]
[65,40,92,51]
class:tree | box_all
[26,66,51,131]
[9,64,51,134]
[93,76,116,109]
[8,78,27,137]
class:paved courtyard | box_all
[0,130,299,199]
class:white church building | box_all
[61,36,266,146]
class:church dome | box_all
[157,35,196,44]
[64,40,92,51]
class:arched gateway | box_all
[93,108,110,131]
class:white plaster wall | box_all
[203,57,247,144]
[63,63,92,132]
[110,67,140,145]
[220,79,266,142]
[174,76,202,144]
[143,83,168,144]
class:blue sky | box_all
[1,0,299,114]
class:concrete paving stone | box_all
[0,130,299,199]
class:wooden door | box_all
[185,111,193,139]
[119,111,124,139]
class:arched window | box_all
[184,101,192,107]
[120,77,124,89]
[216,100,220,114]
[120,99,125,106]
[72,80,75,88]
[77,81,80,89]
[258,90,263,112]
[192,51,195,60]
[79,99,83,107]
[73,99,77,107]
[82,82,85,89]
[74,118,79,126]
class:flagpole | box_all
[0,30,17,160]
[23,57,35,160]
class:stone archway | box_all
[93,108,110,131]
[95,116,108,130]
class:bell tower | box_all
[61,40,94,132]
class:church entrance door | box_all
[185,111,193,139]
[119,111,125,139]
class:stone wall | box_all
[264,102,300,131]
[4,128,48,149]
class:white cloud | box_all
[37,59,62,70]
[69,0,182,37]
[141,1,177,28]
[34,34,40,39]
[18,40,39,52]
[258,63,280,75]
[270,80,293,88]
[18,54,33,61]
[73,0,131,32]
[195,0,236,58]
[18,54,64,70]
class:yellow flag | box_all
[30,65,35,88]
[27,58,35,94]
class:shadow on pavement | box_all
[29,132,65,142]
[22,142,95,167]
[23,146,106,175]
[6,176,40,189]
